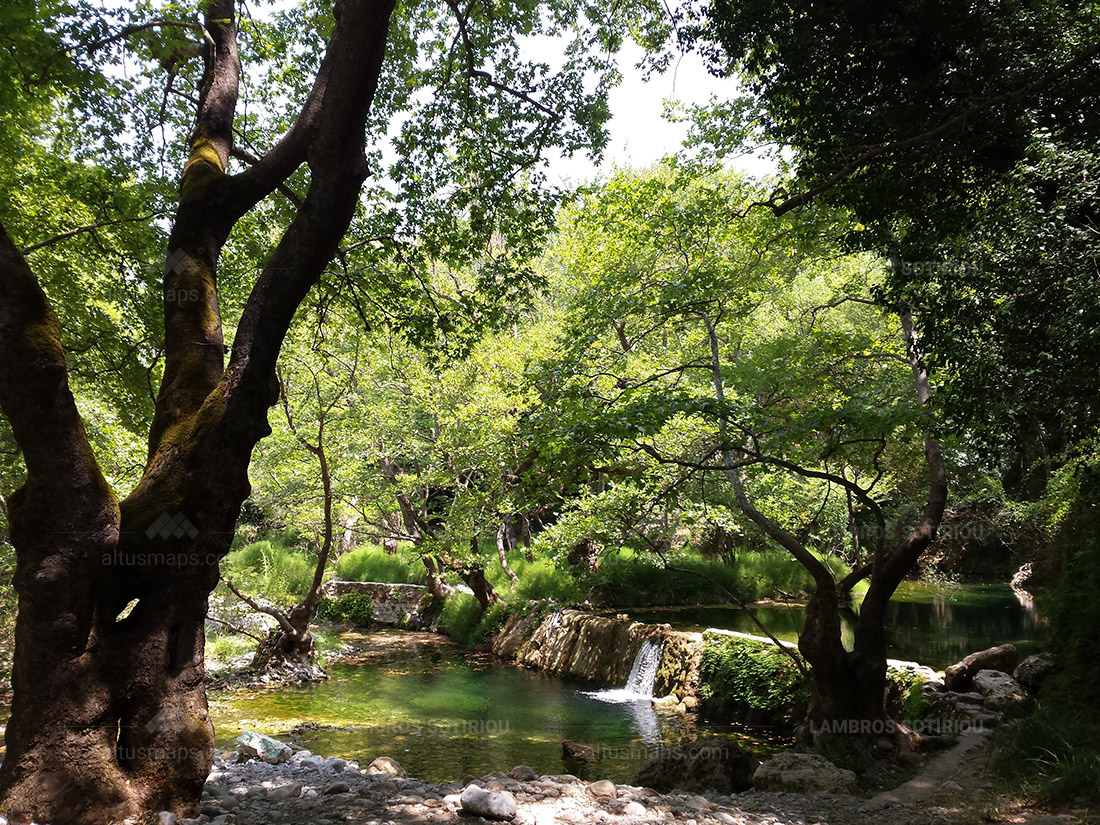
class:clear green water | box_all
[623,582,1045,670]
[208,633,781,783]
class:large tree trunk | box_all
[0,0,395,820]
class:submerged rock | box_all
[753,752,858,795]
[632,737,759,794]
[562,740,597,761]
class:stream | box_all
[0,583,1045,778]
[208,631,780,783]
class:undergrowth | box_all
[222,539,316,605]
[336,547,427,585]
[992,707,1100,803]
[697,634,809,725]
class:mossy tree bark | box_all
[0,0,396,821]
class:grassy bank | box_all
[205,535,848,656]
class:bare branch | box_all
[222,577,296,636]
[19,212,168,255]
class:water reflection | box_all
[623,582,1045,670]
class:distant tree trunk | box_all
[0,0,395,820]
[568,538,600,573]
[381,511,402,553]
[422,555,454,598]
[459,564,500,612]
[497,523,519,581]
[340,513,358,555]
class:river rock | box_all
[752,752,858,795]
[509,765,539,781]
[460,783,518,821]
[366,756,407,776]
[267,782,302,801]
[632,737,759,794]
[157,813,177,825]
[562,740,597,761]
[972,669,1030,713]
[944,644,1019,691]
[1013,652,1056,693]
[236,730,293,764]
[587,780,617,798]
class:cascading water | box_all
[623,638,665,697]
[579,637,667,743]
[583,637,666,702]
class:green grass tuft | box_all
[336,546,427,585]
[222,540,316,605]
[992,707,1100,803]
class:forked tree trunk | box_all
[496,523,519,581]
[0,1,395,820]
[699,306,946,736]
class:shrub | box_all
[698,634,809,726]
[886,667,929,722]
[488,553,582,603]
[1046,460,1100,707]
[582,547,839,607]
[437,595,511,646]
[318,592,374,626]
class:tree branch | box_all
[222,578,296,636]
[19,212,168,256]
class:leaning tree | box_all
[0,0,665,820]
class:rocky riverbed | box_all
[163,748,927,825]
[121,733,1080,825]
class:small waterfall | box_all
[583,637,666,706]
[624,638,664,697]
